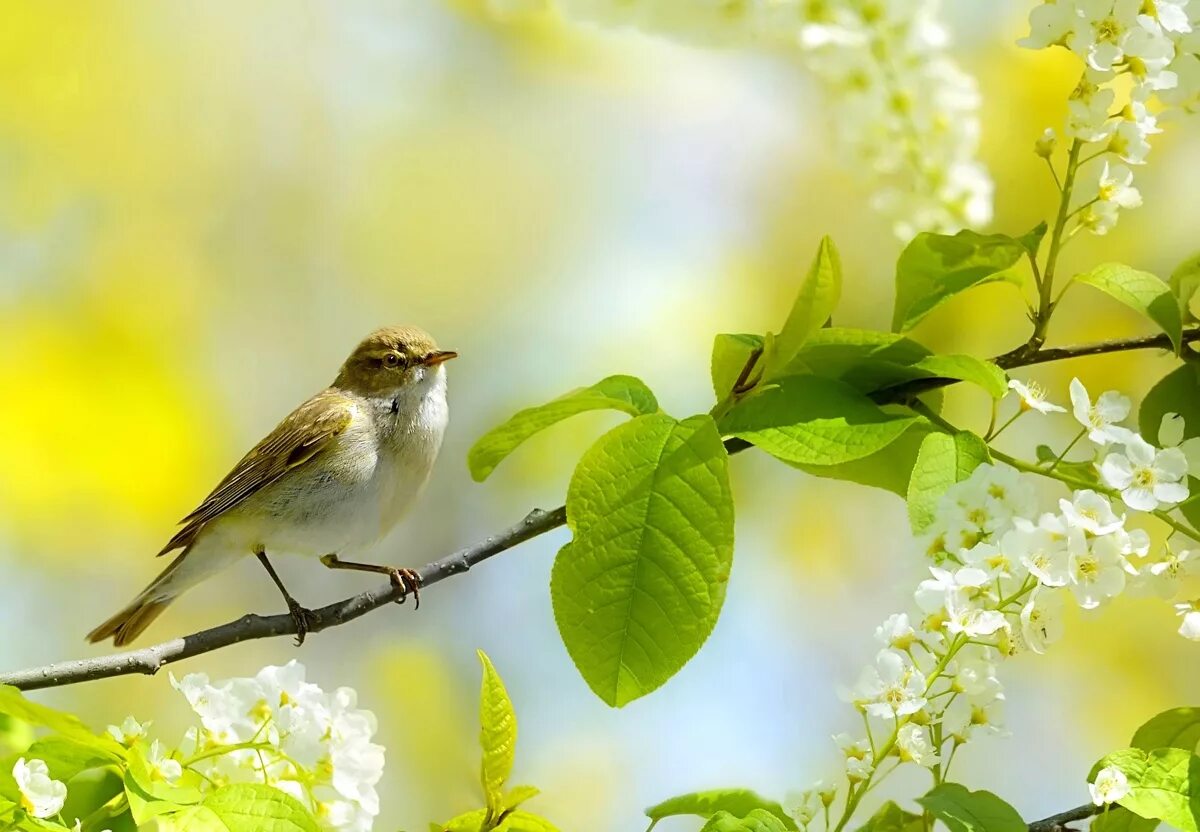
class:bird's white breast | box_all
[230,366,449,559]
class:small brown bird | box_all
[87,326,457,647]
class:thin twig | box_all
[2,327,1198,692]
[1027,803,1098,832]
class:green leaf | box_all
[645,788,797,830]
[766,236,842,377]
[23,736,121,782]
[856,801,924,832]
[911,356,1007,399]
[201,784,321,832]
[494,810,561,832]
[1170,253,1200,324]
[916,783,1026,832]
[439,809,486,832]
[503,786,540,813]
[892,230,1025,332]
[712,334,765,401]
[1017,221,1048,258]
[1139,364,1200,530]
[1092,807,1160,832]
[720,376,920,466]
[1133,708,1200,753]
[1093,747,1200,832]
[0,687,111,748]
[155,806,227,832]
[467,376,659,481]
[794,421,935,497]
[783,328,933,393]
[477,650,518,817]
[552,413,734,707]
[906,431,991,533]
[699,810,789,832]
[1075,263,1183,354]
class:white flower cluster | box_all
[781,0,993,240]
[791,378,1200,825]
[171,661,385,832]
[477,0,992,240]
[1020,0,1200,234]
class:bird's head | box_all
[333,326,457,396]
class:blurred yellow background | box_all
[1,3,1198,830]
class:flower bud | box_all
[1035,127,1057,158]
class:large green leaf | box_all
[795,421,935,496]
[201,784,321,832]
[1170,253,1200,324]
[22,736,121,783]
[907,431,991,532]
[439,809,486,832]
[477,650,518,817]
[1138,364,1200,530]
[916,783,1025,832]
[700,810,790,832]
[1133,709,1200,753]
[892,230,1025,332]
[552,414,734,707]
[712,333,765,401]
[494,811,561,831]
[1075,263,1183,353]
[857,801,925,832]
[1094,747,1200,832]
[910,356,1007,399]
[645,788,797,830]
[468,376,659,481]
[765,236,842,378]
[719,376,920,466]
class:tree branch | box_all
[1027,803,1098,832]
[2,326,1196,692]
[0,507,566,691]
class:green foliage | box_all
[783,328,934,393]
[720,376,920,466]
[1092,747,1200,832]
[891,229,1026,332]
[436,652,556,832]
[0,687,117,751]
[156,784,320,832]
[1016,221,1048,258]
[552,413,734,706]
[907,430,991,532]
[699,810,791,832]
[712,333,765,400]
[1169,252,1200,324]
[916,783,1025,832]
[910,355,1007,399]
[1093,808,1161,832]
[644,788,797,830]
[1132,708,1200,753]
[764,235,843,379]
[477,650,518,821]
[1074,263,1183,354]
[856,801,924,832]
[467,375,659,481]
[794,422,935,497]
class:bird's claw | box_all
[388,568,422,610]
[287,600,319,646]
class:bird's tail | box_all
[87,550,194,646]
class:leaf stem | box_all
[1029,138,1084,352]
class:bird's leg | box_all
[254,549,318,646]
[319,554,421,609]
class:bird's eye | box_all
[384,352,402,367]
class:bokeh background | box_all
[2,3,1199,830]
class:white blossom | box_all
[13,758,66,819]
[1090,766,1131,805]
[107,715,149,746]
[1020,590,1066,653]
[1157,413,1200,472]
[146,740,182,785]
[1068,532,1129,608]
[896,723,940,767]
[853,651,928,719]
[1059,490,1125,536]
[1176,601,1200,640]
[1009,379,1066,414]
[875,613,917,650]
[1069,379,1135,445]
[1100,435,1190,511]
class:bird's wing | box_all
[158,389,357,556]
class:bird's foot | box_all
[287,600,319,646]
[388,568,422,609]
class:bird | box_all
[87,325,457,647]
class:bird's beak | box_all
[422,350,459,367]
